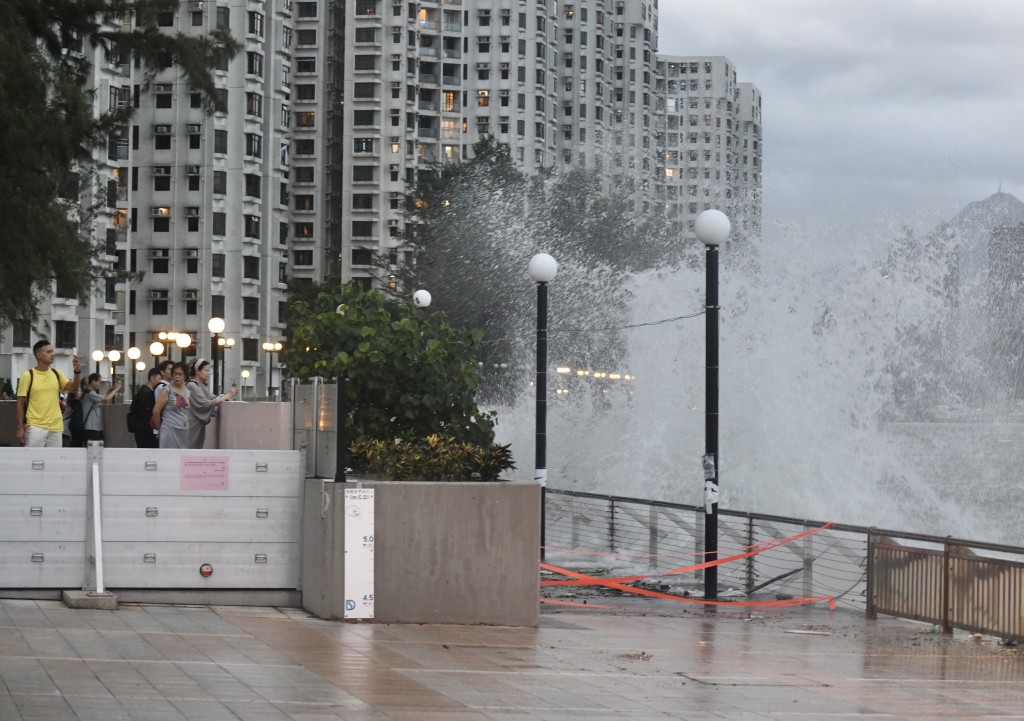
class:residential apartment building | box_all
[1,1,760,397]
[654,55,762,243]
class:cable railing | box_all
[546,489,1024,642]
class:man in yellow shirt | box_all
[16,340,82,447]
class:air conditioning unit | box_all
[500,63,510,69]
[149,290,168,300]
[182,290,199,300]
[186,124,201,134]
[148,249,169,258]
[192,1,204,9]
[387,219,399,227]
[153,85,169,93]
[153,124,171,134]
[184,207,200,217]
[152,167,170,176]
[184,248,200,258]
[186,165,201,175]
[151,207,169,217]
[500,8,512,15]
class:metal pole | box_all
[267,353,273,397]
[704,243,720,601]
[212,334,220,395]
[536,280,548,560]
[335,376,347,483]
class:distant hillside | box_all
[950,191,1024,281]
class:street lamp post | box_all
[694,208,731,602]
[262,341,283,398]
[208,317,225,394]
[91,350,104,375]
[175,333,191,363]
[528,253,558,561]
[218,337,235,395]
[126,347,141,399]
[240,369,250,401]
[149,341,165,368]
[108,350,121,385]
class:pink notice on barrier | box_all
[181,456,230,490]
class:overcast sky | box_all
[658,0,1024,248]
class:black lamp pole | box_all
[703,240,720,601]
[695,209,729,603]
[528,254,557,561]
[212,334,220,395]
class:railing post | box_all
[570,496,579,550]
[745,515,755,594]
[649,505,659,572]
[695,507,705,583]
[608,499,616,554]
[865,528,876,619]
[803,521,814,600]
[942,536,953,635]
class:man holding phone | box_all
[16,340,82,447]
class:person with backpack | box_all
[128,368,161,448]
[185,358,237,449]
[78,372,122,444]
[15,339,82,447]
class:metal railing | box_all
[546,489,1024,641]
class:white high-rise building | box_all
[654,55,762,243]
[1,1,760,397]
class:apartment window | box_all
[296,57,316,73]
[243,297,259,321]
[151,249,170,274]
[246,52,264,77]
[187,217,199,233]
[477,90,489,107]
[354,55,376,70]
[294,250,314,266]
[248,11,264,36]
[246,92,263,117]
[353,110,375,125]
[354,27,375,43]
[153,169,171,191]
[295,139,315,155]
[295,195,314,211]
[53,321,76,349]
[352,166,374,181]
[352,194,373,209]
[152,299,168,315]
[243,255,260,280]
[295,166,315,183]
[212,253,226,277]
[245,132,262,157]
[152,216,170,232]
[353,83,376,99]
[279,222,288,244]
[242,337,258,363]
[244,174,261,198]
[352,221,373,237]
[294,222,314,238]
[154,93,172,109]
[296,29,317,46]
[213,171,227,194]
[212,212,226,236]
[296,84,316,101]
[214,129,228,153]
[297,2,318,18]
[11,320,30,347]
[244,215,261,239]
[295,111,316,128]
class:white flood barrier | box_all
[0,446,303,602]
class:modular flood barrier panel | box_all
[0,446,542,627]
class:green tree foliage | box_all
[0,0,237,327]
[287,283,497,448]
[398,139,680,402]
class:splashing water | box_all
[493,203,1024,546]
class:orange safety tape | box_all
[543,521,834,586]
[539,521,837,610]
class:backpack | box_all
[69,396,95,443]
[126,385,154,433]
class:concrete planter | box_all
[302,479,540,626]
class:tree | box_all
[0,0,238,328]
[287,283,496,448]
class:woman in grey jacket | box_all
[185,358,238,449]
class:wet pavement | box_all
[1,598,1022,720]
